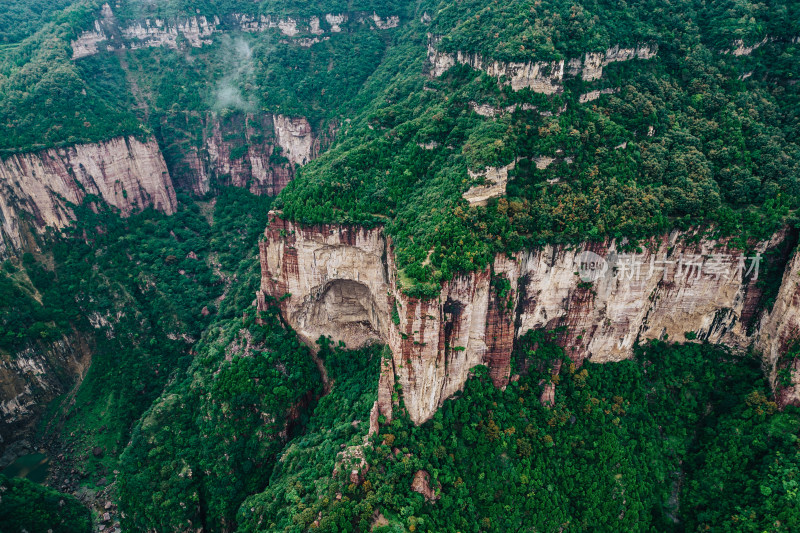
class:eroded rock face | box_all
[756,251,800,407]
[258,216,392,349]
[462,161,516,206]
[427,36,564,94]
[71,5,401,59]
[579,87,619,103]
[722,37,769,56]
[259,215,800,424]
[0,136,175,257]
[273,115,318,166]
[0,334,92,457]
[427,35,657,93]
[410,470,440,501]
[577,45,657,81]
[165,113,318,196]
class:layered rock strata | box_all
[71,4,401,59]
[259,215,800,424]
[163,113,319,196]
[0,136,175,258]
[427,35,657,93]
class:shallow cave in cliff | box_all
[306,279,382,348]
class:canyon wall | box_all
[0,136,175,258]
[163,113,320,196]
[259,215,800,424]
[0,333,92,459]
[756,251,800,407]
[427,34,657,93]
[71,4,401,59]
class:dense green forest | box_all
[277,0,800,294]
[0,0,79,45]
[1,0,800,530]
[9,206,799,532]
[0,474,92,532]
[4,0,798,294]
[117,307,322,532]
[237,337,800,532]
[0,187,272,480]
[0,0,403,155]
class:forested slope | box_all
[1,1,799,531]
[278,0,800,293]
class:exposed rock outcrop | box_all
[0,136,175,257]
[164,113,319,196]
[579,87,620,103]
[410,470,440,501]
[462,161,516,206]
[71,4,401,59]
[0,333,92,457]
[469,101,539,117]
[722,37,769,56]
[259,215,800,424]
[427,36,564,93]
[575,45,658,81]
[427,35,657,93]
[756,251,800,407]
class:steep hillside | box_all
[278,0,800,294]
[1,0,800,532]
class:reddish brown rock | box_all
[258,214,798,423]
[0,136,175,257]
[756,250,800,407]
[410,470,440,502]
[540,382,555,407]
[163,113,324,197]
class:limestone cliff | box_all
[426,35,565,94]
[164,113,320,196]
[71,4,401,59]
[427,35,657,93]
[259,215,800,424]
[0,136,176,258]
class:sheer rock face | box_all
[757,251,800,407]
[0,333,92,457]
[0,136,175,257]
[577,45,658,81]
[71,4,400,59]
[259,215,800,424]
[165,113,318,196]
[426,36,564,94]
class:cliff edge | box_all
[259,214,800,424]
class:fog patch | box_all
[212,35,257,113]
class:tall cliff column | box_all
[485,254,522,387]
[756,250,800,407]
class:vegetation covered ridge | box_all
[0,0,407,155]
[276,0,800,293]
